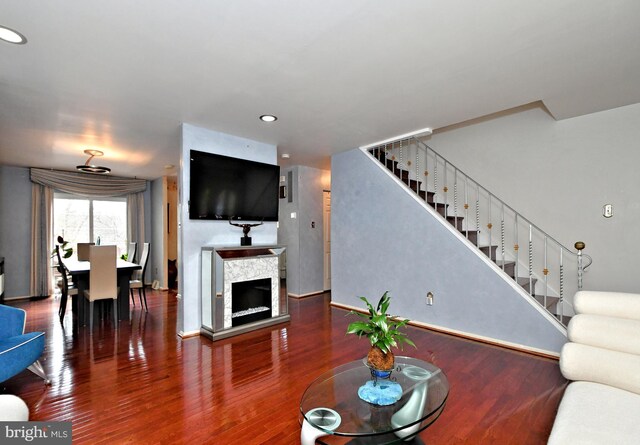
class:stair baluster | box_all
[544,236,549,311]
[560,248,565,322]
[464,176,469,239]
[488,194,493,258]
[501,204,506,272]
[454,170,458,230]
[514,214,519,283]
[528,224,534,296]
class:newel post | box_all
[575,241,586,290]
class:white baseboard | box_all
[330,301,560,359]
[178,330,200,339]
[288,290,326,299]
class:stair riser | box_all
[480,246,498,261]
[463,231,479,244]
[447,217,464,232]
[394,168,409,182]
[499,263,515,278]
[518,278,538,293]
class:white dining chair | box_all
[126,242,137,263]
[130,242,150,312]
[77,242,95,261]
[84,245,118,330]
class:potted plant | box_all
[346,291,416,374]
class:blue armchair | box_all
[0,304,49,384]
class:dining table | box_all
[64,259,142,325]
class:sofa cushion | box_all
[574,291,640,320]
[548,381,640,445]
[0,395,29,421]
[560,342,640,396]
[568,314,640,355]
[0,332,45,383]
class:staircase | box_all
[365,137,591,327]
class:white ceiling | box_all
[1,1,639,179]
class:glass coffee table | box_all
[299,357,449,444]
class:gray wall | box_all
[150,177,164,286]
[178,123,278,335]
[331,148,567,354]
[278,167,300,294]
[428,102,640,293]
[0,166,33,297]
[278,165,328,296]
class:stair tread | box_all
[533,294,559,309]
[494,260,516,266]
[517,277,538,287]
[559,315,572,325]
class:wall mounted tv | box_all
[189,150,280,221]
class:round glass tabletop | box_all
[299,356,449,443]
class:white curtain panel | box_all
[30,183,53,297]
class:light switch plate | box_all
[603,204,613,218]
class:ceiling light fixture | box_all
[259,115,277,122]
[0,25,27,44]
[76,149,111,174]
[281,153,290,159]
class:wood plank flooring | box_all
[1,291,566,444]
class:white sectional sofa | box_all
[548,291,640,444]
[0,395,29,421]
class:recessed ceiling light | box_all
[281,153,290,159]
[260,115,277,122]
[0,26,27,44]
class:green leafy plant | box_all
[346,291,415,370]
[120,253,129,261]
[52,235,73,259]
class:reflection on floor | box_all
[1,290,566,444]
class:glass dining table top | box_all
[299,356,449,443]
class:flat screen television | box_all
[189,150,280,221]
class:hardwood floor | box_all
[1,291,566,444]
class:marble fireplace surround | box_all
[223,255,279,328]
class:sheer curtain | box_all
[30,183,53,297]
[30,168,147,296]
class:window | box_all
[54,194,128,258]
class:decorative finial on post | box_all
[575,241,585,290]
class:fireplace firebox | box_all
[231,278,272,327]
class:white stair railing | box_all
[366,137,592,326]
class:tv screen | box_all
[189,150,280,221]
